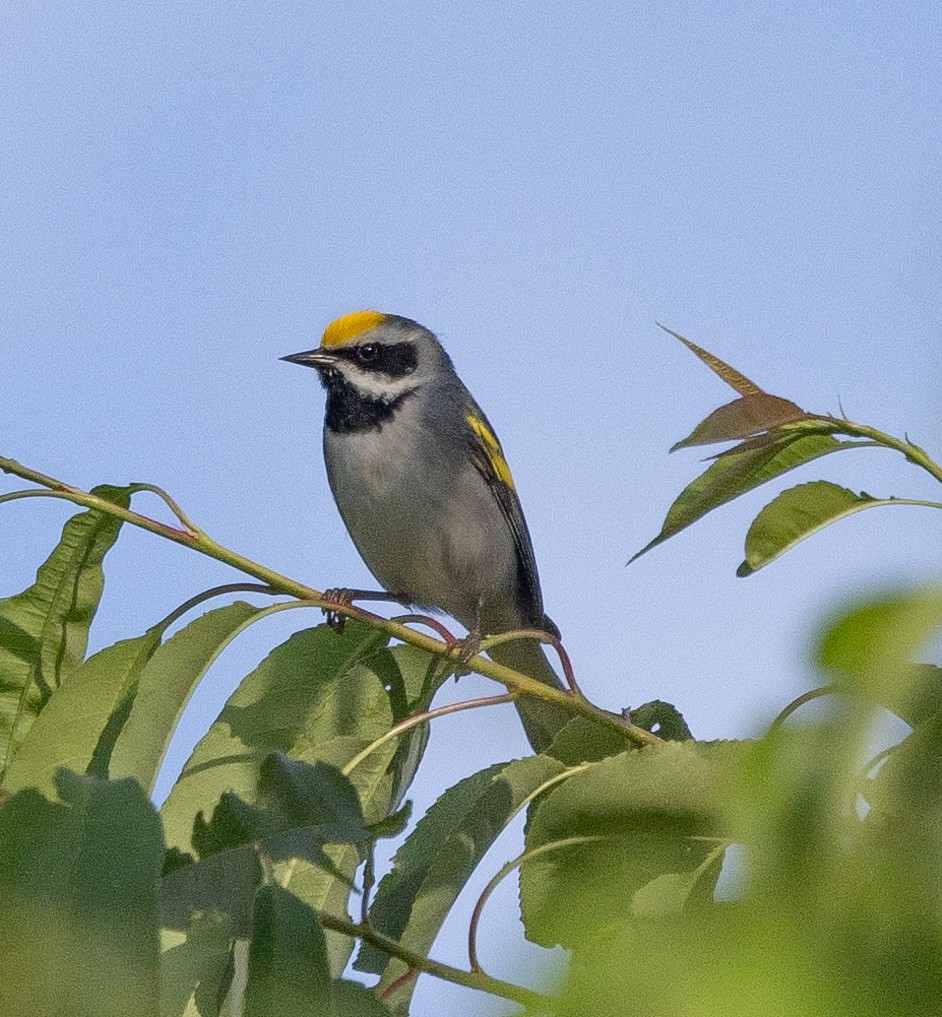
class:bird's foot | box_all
[322,587,357,633]
[321,588,414,634]
[449,628,482,678]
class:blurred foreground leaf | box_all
[0,769,163,1017]
[520,741,735,948]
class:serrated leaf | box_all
[737,481,899,576]
[544,717,633,765]
[358,753,566,1012]
[629,700,692,741]
[521,742,741,948]
[160,842,261,937]
[658,325,764,396]
[3,627,162,795]
[0,485,132,779]
[631,433,848,562]
[160,626,432,975]
[243,885,332,1017]
[108,602,264,793]
[671,394,808,452]
[0,769,164,1016]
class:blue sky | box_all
[2,3,940,1013]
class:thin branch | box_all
[862,743,897,779]
[127,482,202,534]
[360,845,376,925]
[468,836,606,973]
[313,910,547,1009]
[480,627,580,694]
[389,613,458,645]
[817,416,942,486]
[158,582,281,630]
[342,693,515,777]
[0,454,657,746]
[768,685,837,732]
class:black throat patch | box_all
[322,374,416,433]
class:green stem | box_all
[768,686,836,732]
[127,482,203,534]
[313,910,547,1008]
[468,835,606,973]
[820,417,942,486]
[0,455,656,746]
[158,583,280,630]
[342,693,515,777]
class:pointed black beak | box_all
[280,348,337,370]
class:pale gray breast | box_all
[322,393,518,626]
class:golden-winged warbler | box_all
[282,311,569,750]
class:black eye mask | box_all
[333,341,418,378]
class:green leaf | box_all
[108,601,263,793]
[628,700,693,741]
[3,627,162,795]
[0,769,164,1016]
[255,753,370,844]
[357,753,567,1012]
[817,587,942,706]
[887,664,942,728]
[737,481,903,576]
[544,716,636,765]
[671,394,808,451]
[160,625,432,975]
[0,485,132,779]
[331,980,392,1016]
[520,742,739,948]
[159,913,233,1017]
[243,885,332,1017]
[189,756,371,887]
[631,433,848,562]
[631,870,704,916]
[160,841,261,937]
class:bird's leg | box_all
[321,587,413,633]
[449,596,484,678]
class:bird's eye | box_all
[357,343,379,364]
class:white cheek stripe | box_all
[342,365,418,403]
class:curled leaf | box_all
[738,481,886,576]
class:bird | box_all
[282,310,571,751]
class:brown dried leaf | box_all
[657,324,763,396]
[671,394,809,452]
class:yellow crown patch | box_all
[321,310,387,348]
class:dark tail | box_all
[485,634,573,752]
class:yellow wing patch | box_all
[321,310,387,348]
[466,412,515,491]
